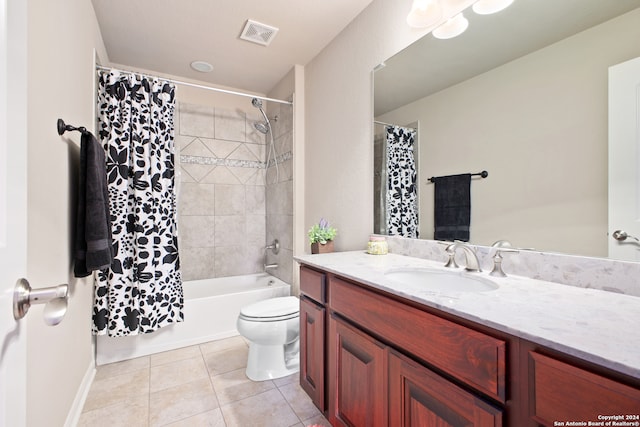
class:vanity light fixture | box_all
[406,0,443,28]
[472,0,514,15]
[432,12,469,39]
[190,60,213,73]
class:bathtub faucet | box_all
[264,239,280,271]
[266,239,280,254]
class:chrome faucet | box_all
[264,239,280,270]
[489,247,519,277]
[444,242,482,272]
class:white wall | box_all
[303,0,471,252]
[26,0,108,425]
[378,8,640,257]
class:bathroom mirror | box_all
[373,0,640,259]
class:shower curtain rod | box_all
[95,65,293,105]
[374,120,416,130]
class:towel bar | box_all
[57,118,87,136]
[428,170,488,183]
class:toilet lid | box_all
[240,296,300,319]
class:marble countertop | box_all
[295,251,640,379]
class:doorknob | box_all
[612,230,640,243]
[13,278,69,326]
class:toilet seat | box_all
[239,296,299,322]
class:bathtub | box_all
[95,273,291,365]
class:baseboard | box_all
[64,360,96,427]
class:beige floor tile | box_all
[199,336,247,355]
[83,336,314,427]
[150,356,209,393]
[204,346,248,376]
[149,377,220,427]
[210,368,275,405]
[78,394,149,427]
[164,408,227,427]
[94,355,150,381]
[150,345,202,367]
[273,373,298,388]
[278,382,321,421]
[301,413,332,427]
[83,367,150,412]
[220,388,300,427]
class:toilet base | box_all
[245,340,300,381]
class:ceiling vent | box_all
[240,19,279,46]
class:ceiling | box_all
[91,0,373,95]
[374,0,640,116]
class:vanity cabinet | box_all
[298,264,640,427]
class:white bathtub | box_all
[95,273,291,365]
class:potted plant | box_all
[308,218,337,254]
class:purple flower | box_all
[319,218,328,229]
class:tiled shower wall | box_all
[177,103,267,281]
[176,101,294,283]
[265,100,294,285]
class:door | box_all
[0,0,28,425]
[328,315,388,427]
[609,56,640,261]
[389,350,502,427]
[300,296,326,411]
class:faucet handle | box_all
[490,248,519,277]
[444,250,459,268]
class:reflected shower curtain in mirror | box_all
[386,126,419,238]
[94,70,183,336]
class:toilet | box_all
[236,296,300,381]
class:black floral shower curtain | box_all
[94,70,183,336]
[386,125,419,238]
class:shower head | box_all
[254,122,270,134]
[251,98,263,109]
[251,97,271,134]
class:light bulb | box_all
[407,0,443,28]
[472,0,514,15]
[432,13,469,39]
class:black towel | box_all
[74,131,113,277]
[433,173,471,242]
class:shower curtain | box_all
[386,125,419,238]
[94,70,183,336]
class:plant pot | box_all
[311,240,334,254]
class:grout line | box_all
[274,385,306,426]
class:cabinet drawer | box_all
[329,276,506,402]
[529,352,640,425]
[300,266,326,303]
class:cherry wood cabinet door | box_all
[389,350,503,427]
[328,315,388,427]
[300,296,326,411]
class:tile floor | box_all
[78,336,330,427]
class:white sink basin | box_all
[384,268,498,293]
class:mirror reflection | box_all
[373,0,640,259]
